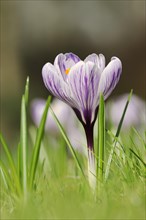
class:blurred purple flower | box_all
[107,94,146,129]
[42,52,122,186]
[31,98,86,153]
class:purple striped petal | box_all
[65,52,80,63]
[84,53,105,71]
[42,62,79,109]
[42,63,67,101]
[98,57,122,100]
[54,52,80,80]
[67,61,101,124]
[42,53,122,127]
[42,63,62,97]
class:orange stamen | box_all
[65,68,70,74]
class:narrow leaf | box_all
[132,127,146,149]
[129,148,146,167]
[24,76,29,106]
[115,89,133,137]
[97,93,105,183]
[50,107,85,179]
[20,95,28,194]
[0,160,15,193]
[105,90,133,181]
[0,134,21,195]
[17,143,21,179]
[29,96,51,189]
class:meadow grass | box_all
[0,79,145,219]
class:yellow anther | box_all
[65,68,70,74]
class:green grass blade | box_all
[50,107,85,179]
[105,90,133,181]
[24,76,29,106]
[0,160,16,193]
[0,134,21,195]
[0,133,17,175]
[115,89,133,137]
[29,96,51,189]
[129,148,146,167]
[0,161,9,190]
[97,94,105,183]
[17,143,21,179]
[20,95,28,195]
[106,129,124,151]
[17,77,30,196]
[132,127,146,149]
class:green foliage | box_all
[20,95,28,195]
[105,90,133,181]
[50,107,85,179]
[0,78,51,199]
[96,93,105,184]
[29,96,51,189]
[0,83,145,219]
[0,134,22,196]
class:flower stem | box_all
[84,125,96,190]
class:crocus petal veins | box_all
[42,52,122,128]
[42,52,122,189]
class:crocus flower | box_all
[42,52,122,188]
[106,94,146,129]
[31,98,86,153]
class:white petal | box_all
[42,62,79,108]
[54,53,80,80]
[84,53,105,71]
[67,61,101,124]
[98,57,122,100]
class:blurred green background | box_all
[1,1,145,142]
